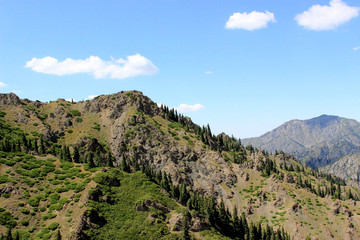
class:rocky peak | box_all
[0,93,22,106]
[304,114,340,128]
[83,91,161,117]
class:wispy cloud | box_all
[354,46,360,51]
[295,0,359,31]
[204,71,213,75]
[0,82,7,88]
[225,10,276,30]
[175,104,205,113]
[157,103,205,113]
[86,95,98,100]
[25,54,159,80]
[11,90,22,94]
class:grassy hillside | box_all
[1,92,360,239]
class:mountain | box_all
[242,114,360,169]
[320,153,360,181]
[0,92,360,240]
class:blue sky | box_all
[1,0,359,138]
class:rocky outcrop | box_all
[0,93,22,106]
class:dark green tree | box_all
[73,146,80,163]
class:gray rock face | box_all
[320,153,360,181]
[242,115,360,169]
[0,93,22,105]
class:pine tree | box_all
[5,228,12,240]
[73,147,80,163]
[106,151,114,167]
[39,138,45,154]
[55,230,62,240]
[87,152,95,168]
[121,156,130,172]
[179,183,189,205]
[33,139,38,153]
[13,232,19,240]
[182,211,191,240]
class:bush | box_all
[20,208,30,215]
[67,129,73,134]
[41,213,56,221]
[55,186,69,193]
[48,222,60,230]
[92,123,100,131]
[75,117,83,123]
[21,219,29,226]
[182,135,190,140]
[70,110,81,116]
[2,193,10,198]
[28,198,40,207]
[0,210,17,228]
[59,162,74,170]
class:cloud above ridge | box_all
[25,54,159,79]
[295,0,359,30]
[225,10,276,30]
[175,104,205,113]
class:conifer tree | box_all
[55,230,62,240]
[5,228,12,240]
[182,211,191,240]
[73,146,80,163]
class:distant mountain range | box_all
[242,115,360,171]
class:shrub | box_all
[41,213,57,220]
[67,129,73,134]
[2,193,10,198]
[70,110,81,116]
[28,197,40,207]
[20,208,30,215]
[182,135,190,140]
[55,186,69,193]
[48,222,59,230]
[75,117,83,123]
[92,123,100,131]
[21,219,29,226]
[0,210,17,228]
[59,162,74,170]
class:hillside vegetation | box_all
[1,92,360,239]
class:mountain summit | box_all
[242,115,360,169]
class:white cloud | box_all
[11,90,22,94]
[175,104,205,113]
[295,0,359,31]
[204,71,213,74]
[225,10,276,30]
[0,82,7,88]
[25,54,159,79]
[354,46,360,51]
[86,95,98,100]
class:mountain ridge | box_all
[1,92,360,239]
[242,114,360,169]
